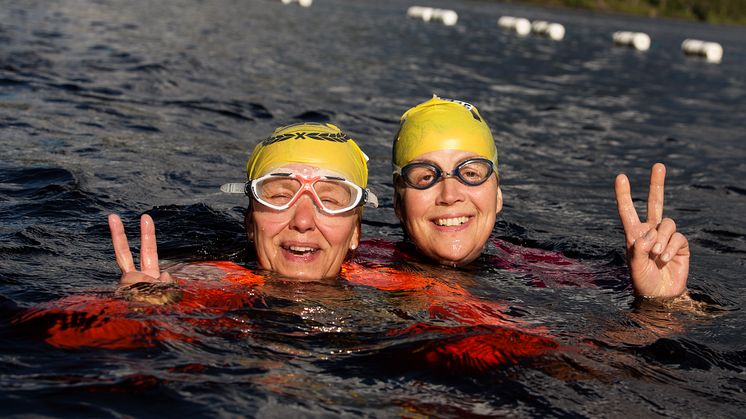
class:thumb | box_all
[629,228,657,271]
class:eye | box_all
[462,169,479,179]
[405,165,439,187]
[268,192,293,201]
[315,181,354,210]
[257,178,300,204]
[458,161,491,183]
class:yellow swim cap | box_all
[247,122,369,188]
[393,95,498,173]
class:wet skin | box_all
[395,149,503,267]
[615,163,690,298]
[249,194,360,280]
[109,164,361,284]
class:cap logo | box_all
[440,98,482,122]
[262,131,350,146]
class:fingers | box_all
[636,218,688,264]
[158,272,175,284]
[108,214,136,274]
[661,232,689,263]
[629,228,657,274]
[646,163,666,225]
[615,173,641,236]
[650,218,676,259]
[119,271,156,286]
[139,214,161,279]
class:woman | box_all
[392,96,689,299]
[109,121,378,285]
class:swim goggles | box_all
[221,172,378,215]
[394,158,495,190]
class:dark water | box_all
[2,0,746,416]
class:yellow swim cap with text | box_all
[247,122,369,188]
[393,96,497,173]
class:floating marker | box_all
[498,16,531,36]
[612,31,651,51]
[407,6,432,20]
[531,20,565,41]
[681,39,723,63]
[407,6,458,26]
[432,9,458,26]
[281,0,312,6]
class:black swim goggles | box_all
[394,158,495,190]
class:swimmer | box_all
[392,96,689,299]
[109,122,378,284]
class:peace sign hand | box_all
[615,163,690,299]
[108,214,174,286]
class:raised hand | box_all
[615,163,690,298]
[108,213,174,286]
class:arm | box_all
[108,213,174,286]
[615,163,690,299]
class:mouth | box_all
[282,244,320,256]
[434,216,471,227]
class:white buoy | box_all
[498,16,531,36]
[682,39,723,63]
[531,20,565,41]
[407,6,428,19]
[407,6,458,26]
[421,7,434,22]
[432,9,458,26]
[280,0,312,6]
[612,31,651,51]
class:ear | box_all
[350,220,361,250]
[495,185,503,215]
[243,205,254,242]
[393,184,404,223]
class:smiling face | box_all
[247,164,361,279]
[395,150,502,266]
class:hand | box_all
[108,213,174,286]
[615,163,690,298]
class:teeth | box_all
[288,246,315,253]
[435,216,469,226]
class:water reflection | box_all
[2,0,746,416]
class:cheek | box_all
[401,191,430,220]
[472,184,499,212]
[252,215,287,245]
[318,218,357,247]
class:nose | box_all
[436,176,466,205]
[288,194,317,233]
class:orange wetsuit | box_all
[13,240,571,373]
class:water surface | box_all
[2,0,746,416]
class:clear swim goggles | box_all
[394,158,495,190]
[221,172,378,215]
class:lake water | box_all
[2,0,746,417]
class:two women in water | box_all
[109,96,690,300]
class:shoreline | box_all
[497,0,746,25]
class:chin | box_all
[440,256,478,267]
[280,268,328,280]
[429,249,480,267]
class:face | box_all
[395,150,502,266]
[247,164,361,279]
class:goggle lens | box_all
[250,173,368,214]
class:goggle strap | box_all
[220,182,249,195]
[364,189,379,208]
